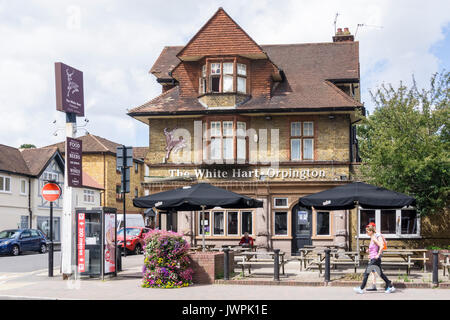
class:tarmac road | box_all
[0,251,61,273]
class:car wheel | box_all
[39,244,47,254]
[134,244,142,255]
[11,245,20,256]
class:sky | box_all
[0,0,449,149]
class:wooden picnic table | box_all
[238,251,286,276]
[359,248,429,272]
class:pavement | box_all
[0,255,449,300]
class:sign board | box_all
[41,183,62,202]
[116,146,133,169]
[55,62,84,116]
[77,213,86,273]
[121,167,130,193]
[67,137,83,187]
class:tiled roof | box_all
[82,171,103,190]
[20,147,60,176]
[46,134,144,161]
[150,46,183,79]
[0,145,61,177]
[129,41,362,115]
[133,147,148,160]
[0,144,31,176]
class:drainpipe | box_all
[28,178,32,228]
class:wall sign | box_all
[55,62,84,116]
[67,137,82,187]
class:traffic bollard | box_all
[274,249,280,281]
[223,248,230,280]
[324,249,331,282]
[432,250,439,286]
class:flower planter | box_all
[189,251,234,284]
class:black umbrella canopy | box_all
[298,182,416,211]
[133,183,264,211]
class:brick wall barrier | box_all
[189,251,234,284]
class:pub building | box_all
[128,8,422,255]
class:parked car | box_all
[0,229,48,256]
[117,227,150,255]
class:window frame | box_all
[20,179,27,195]
[273,197,289,208]
[316,211,331,236]
[83,189,95,204]
[200,60,249,95]
[289,120,315,161]
[212,211,225,236]
[357,207,421,239]
[196,210,254,237]
[202,116,249,163]
[273,211,288,236]
[0,175,11,193]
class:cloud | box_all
[0,0,449,149]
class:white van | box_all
[116,214,145,229]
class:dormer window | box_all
[237,63,247,94]
[210,63,221,92]
[199,61,248,95]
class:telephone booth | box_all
[75,207,118,278]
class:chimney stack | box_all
[333,27,354,42]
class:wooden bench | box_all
[308,258,359,274]
[380,260,414,275]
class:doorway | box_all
[291,203,312,255]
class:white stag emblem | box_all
[66,68,80,97]
[164,127,187,161]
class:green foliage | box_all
[19,144,36,149]
[358,71,450,216]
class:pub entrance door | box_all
[291,203,312,255]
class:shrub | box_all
[141,230,193,289]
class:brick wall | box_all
[189,251,234,284]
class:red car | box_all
[117,227,150,255]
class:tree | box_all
[19,144,36,149]
[358,71,449,216]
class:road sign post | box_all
[116,146,132,258]
[42,182,62,277]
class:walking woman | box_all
[354,224,396,294]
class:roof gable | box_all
[21,147,63,176]
[177,8,266,61]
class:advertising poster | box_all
[104,214,116,273]
[77,213,86,273]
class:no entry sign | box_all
[41,183,62,202]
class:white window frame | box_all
[273,197,288,208]
[20,179,27,195]
[358,206,421,239]
[303,138,314,160]
[316,211,331,236]
[0,175,11,193]
[241,211,254,236]
[273,211,288,236]
[83,190,95,204]
[212,211,225,236]
[226,211,239,236]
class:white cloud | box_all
[0,0,449,149]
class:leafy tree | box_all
[358,71,449,216]
[19,144,36,149]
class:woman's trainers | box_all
[353,287,364,294]
[385,286,396,293]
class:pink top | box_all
[369,239,380,259]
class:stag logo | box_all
[66,68,80,97]
[164,127,187,161]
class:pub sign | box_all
[55,62,84,116]
[67,137,83,187]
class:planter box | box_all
[189,251,234,284]
[425,249,449,269]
